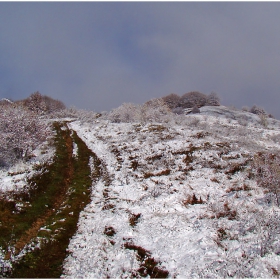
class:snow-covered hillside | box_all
[1,105,280,278]
[61,108,280,278]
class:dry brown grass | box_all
[129,213,141,227]
[124,242,169,278]
[144,169,171,179]
[182,193,204,206]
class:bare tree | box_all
[206,92,220,106]
[161,93,180,109]
[23,91,47,114]
[42,95,66,113]
[21,91,66,115]
[179,91,207,108]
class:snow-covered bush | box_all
[252,152,280,206]
[0,104,49,167]
[77,109,101,124]
[259,113,268,128]
[49,106,100,123]
[191,105,200,114]
[206,92,220,106]
[237,115,249,126]
[106,99,173,124]
[184,116,201,127]
[107,103,141,123]
[172,107,184,115]
[242,106,250,112]
[250,105,268,117]
[21,91,65,115]
[140,98,172,123]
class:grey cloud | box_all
[0,2,280,117]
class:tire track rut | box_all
[1,121,104,278]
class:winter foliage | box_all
[21,91,66,115]
[0,102,49,167]
[162,91,221,111]
[106,98,172,124]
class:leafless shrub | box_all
[237,115,249,126]
[172,107,184,115]
[185,116,200,127]
[191,105,200,114]
[254,209,280,257]
[179,91,207,108]
[252,152,280,206]
[21,91,65,115]
[250,104,267,116]
[41,94,66,113]
[106,99,173,124]
[75,109,100,123]
[259,114,268,128]
[242,106,250,112]
[208,201,237,220]
[140,98,172,123]
[206,92,221,106]
[107,103,141,123]
[161,93,180,109]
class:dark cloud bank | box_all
[0,2,280,118]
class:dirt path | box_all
[0,121,102,278]
[12,124,75,257]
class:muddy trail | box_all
[0,122,102,278]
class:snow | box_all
[62,113,280,278]
[2,107,280,278]
[0,98,13,104]
[0,140,55,195]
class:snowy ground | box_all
[1,108,280,278]
[0,141,55,196]
[0,137,56,275]
[61,111,280,278]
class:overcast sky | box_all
[1,2,280,118]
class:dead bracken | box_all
[124,242,169,278]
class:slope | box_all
[62,111,280,278]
